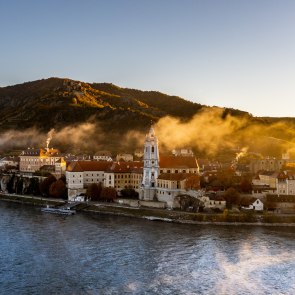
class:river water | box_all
[0,201,294,295]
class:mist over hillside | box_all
[0,77,295,158]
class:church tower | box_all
[141,124,159,200]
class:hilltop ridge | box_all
[0,77,251,132]
[0,78,295,156]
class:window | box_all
[152,146,154,153]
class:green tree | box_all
[120,186,139,199]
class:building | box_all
[172,147,194,157]
[140,125,203,207]
[159,155,199,174]
[275,171,295,196]
[156,173,200,208]
[250,158,286,174]
[19,148,63,174]
[93,151,112,162]
[141,125,160,200]
[266,195,295,214]
[134,149,144,159]
[66,161,112,201]
[116,153,134,162]
[241,198,264,211]
[200,194,226,211]
[104,161,143,193]
[253,171,278,189]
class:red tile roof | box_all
[106,161,143,173]
[67,161,112,172]
[159,155,199,169]
[158,173,197,181]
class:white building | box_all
[116,153,134,162]
[200,194,226,211]
[276,172,295,196]
[66,161,112,201]
[172,147,194,157]
[93,151,112,162]
[141,125,160,200]
[156,173,201,208]
[241,198,264,211]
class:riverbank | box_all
[84,203,295,226]
[2,193,295,226]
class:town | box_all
[1,124,295,217]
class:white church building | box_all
[140,125,202,208]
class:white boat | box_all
[41,205,76,215]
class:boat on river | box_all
[41,205,76,215]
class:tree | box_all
[240,178,252,193]
[120,186,139,199]
[185,175,200,190]
[28,177,41,196]
[86,183,102,201]
[49,179,67,199]
[40,174,57,197]
[7,174,16,194]
[223,187,240,209]
[175,194,203,212]
[16,178,23,194]
[100,187,117,202]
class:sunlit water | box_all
[0,201,294,295]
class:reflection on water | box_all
[0,201,294,294]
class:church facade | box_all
[140,125,201,207]
[141,125,160,200]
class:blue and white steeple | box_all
[142,124,159,191]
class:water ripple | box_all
[0,202,294,294]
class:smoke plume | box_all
[0,107,295,158]
[46,129,55,150]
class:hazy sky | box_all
[1,0,295,117]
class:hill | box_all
[0,77,295,156]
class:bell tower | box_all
[141,124,159,200]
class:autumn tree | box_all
[223,187,240,209]
[40,174,57,197]
[185,175,200,190]
[86,183,102,201]
[240,178,252,193]
[100,187,117,202]
[49,179,67,199]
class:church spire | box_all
[141,123,159,200]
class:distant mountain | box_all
[0,77,250,132]
[0,77,294,155]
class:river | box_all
[0,201,294,295]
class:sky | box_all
[1,0,295,117]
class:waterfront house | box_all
[241,197,264,211]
